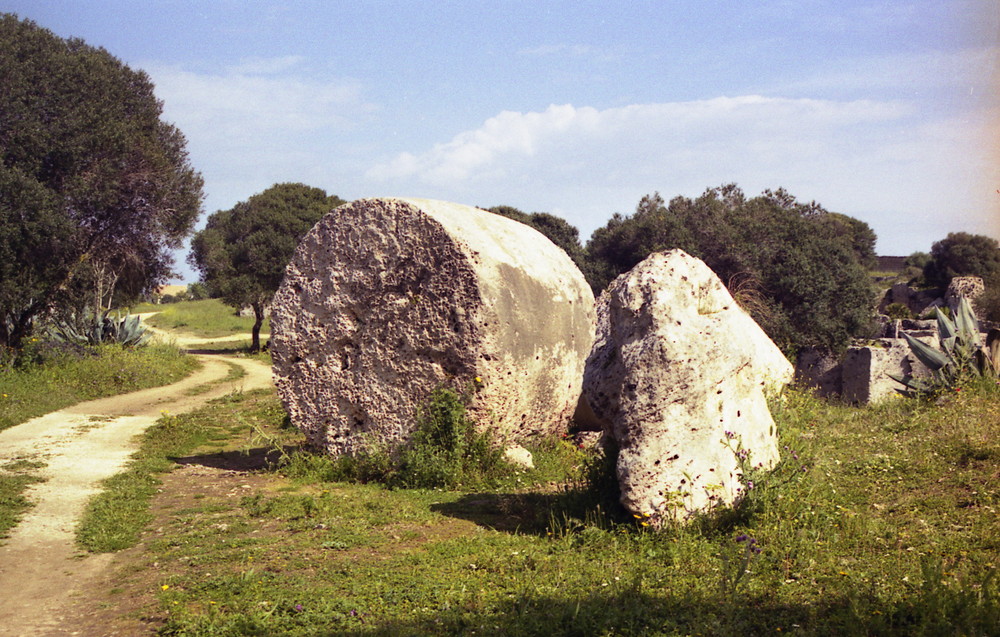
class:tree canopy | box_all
[923,232,1000,288]
[189,183,344,351]
[585,184,877,354]
[0,14,203,349]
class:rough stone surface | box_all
[796,338,934,404]
[503,445,535,470]
[582,250,793,524]
[270,197,595,455]
[946,276,985,314]
[841,340,921,404]
[795,348,842,397]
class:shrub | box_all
[393,387,510,488]
[313,387,513,490]
[51,310,151,347]
[885,303,913,320]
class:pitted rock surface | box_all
[583,250,792,524]
[270,198,594,455]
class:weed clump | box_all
[307,387,513,490]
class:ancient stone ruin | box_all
[799,275,992,404]
[270,197,595,456]
[583,250,793,525]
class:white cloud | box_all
[364,96,996,254]
[149,62,370,135]
[146,60,377,216]
[366,97,909,187]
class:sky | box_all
[3,0,998,283]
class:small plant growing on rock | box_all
[889,297,996,396]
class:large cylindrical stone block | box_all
[270,197,595,455]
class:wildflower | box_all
[474,376,482,383]
[294,603,304,612]
[735,534,749,543]
[161,584,170,591]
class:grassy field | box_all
[137,299,271,339]
[0,340,197,539]
[75,380,999,635]
[0,342,197,433]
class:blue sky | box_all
[4,0,998,282]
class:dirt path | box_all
[0,325,273,637]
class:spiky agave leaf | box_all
[902,331,952,372]
[954,298,982,348]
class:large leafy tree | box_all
[0,14,203,349]
[586,184,877,354]
[189,183,344,352]
[923,232,1000,288]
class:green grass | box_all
[0,459,47,538]
[140,299,271,339]
[0,342,198,433]
[76,389,289,552]
[75,380,1000,635]
[0,341,198,542]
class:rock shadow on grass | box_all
[171,445,300,473]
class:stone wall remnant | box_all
[270,198,595,455]
[583,250,793,525]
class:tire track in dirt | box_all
[0,329,272,636]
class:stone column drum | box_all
[270,197,595,455]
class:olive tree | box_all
[189,183,344,352]
[0,14,203,349]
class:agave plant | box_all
[52,310,151,348]
[889,297,995,395]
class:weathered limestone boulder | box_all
[583,250,793,525]
[946,276,985,315]
[270,197,595,455]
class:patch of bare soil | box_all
[0,336,272,636]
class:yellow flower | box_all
[161,584,170,591]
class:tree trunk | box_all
[251,302,264,353]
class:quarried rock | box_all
[583,250,793,525]
[270,198,594,455]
